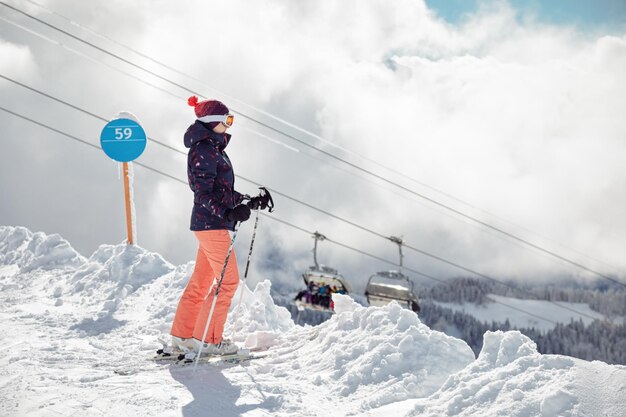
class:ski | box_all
[172,350,263,367]
[114,350,265,376]
[152,346,268,365]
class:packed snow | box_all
[1,225,624,416]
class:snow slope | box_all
[435,294,607,332]
[1,226,625,417]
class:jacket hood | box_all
[184,120,232,149]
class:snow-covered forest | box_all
[421,301,626,365]
[278,277,626,365]
[423,278,626,365]
[424,277,626,318]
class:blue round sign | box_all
[100,118,147,162]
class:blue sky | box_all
[426,0,626,32]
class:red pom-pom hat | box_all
[187,96,230,128]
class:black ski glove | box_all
[246,187,275,212]
[225,204,251,222]
[247,193,271,210]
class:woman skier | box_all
[169,96,270,356]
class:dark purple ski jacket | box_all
[184,121,244,231]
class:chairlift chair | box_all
[302,265,352,294]
[295,232,351,315]
[364,236,421,313]
[365,270,420,312]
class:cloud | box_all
[0,38,36,77]
[1,0,624,292]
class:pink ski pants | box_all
[170,230,239,344]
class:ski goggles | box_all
[198,113,235,127]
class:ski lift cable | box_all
[5,4,622,285]
[2,11,563,264]
[381,233,604,321]
[0,72,495,275]
[0,105,185,184]
[400,242,604,320]
[0,73,187,155]
[0,72,303,163]
[0,72,459,241]
[250,173,626,309]
[1,6,424,210]
[0,5,453,197]
[1,78,618,322]
[0,90,615,322]
[21,0,606,277]
[0,15,185,102]
[16,0,469,194]
[2,18,624,301]
[10,0,417,225]
[0,105,579,326]
[262,214,557,325]
[0,74,468,249]
[1,39,425,225]
[1,1,622,286]
[0,104,559,328]
[1,73,575,277]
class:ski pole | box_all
[230,207,260,337]
[195,222,240,369]
[228,187,274,335]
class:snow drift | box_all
[0,226,85,272]
[0,225,624,417]
[411,330,625,416]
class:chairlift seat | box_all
[302,265,352,294]
[365,271,419,309]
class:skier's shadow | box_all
[169,364,279,416]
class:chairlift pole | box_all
[312,231,326,269]
[389,236,404,271]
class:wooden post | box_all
[101,113,145,246]
[122,162,133,245]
